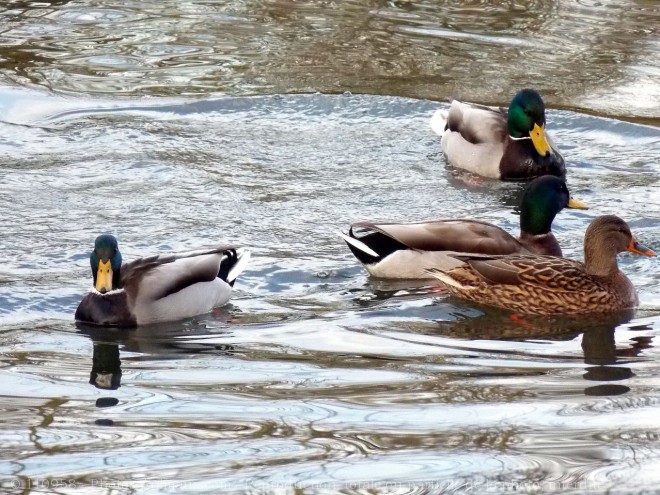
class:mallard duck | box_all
[338,175,587,279]
[75,234,251,326]
[430,89,565,180]
[426,215,655,315]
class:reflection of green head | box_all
[90,234,122,292]
[520,176,572,235]
[507,89,546,138]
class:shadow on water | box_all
[79,323,239,375]
[77,321,240,428]
[430,308,652,397]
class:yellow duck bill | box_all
[96,259,113,293]
[529,123,552,157]
[567,197,588,209]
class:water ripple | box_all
[0,1,658,118]
[0,90,659,491]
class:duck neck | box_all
[519,194,556,237]
[585,243,619,277]
[519,231,561,256]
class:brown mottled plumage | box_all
[427,216,655,315]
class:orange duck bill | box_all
[627,238,656,256]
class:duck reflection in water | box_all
[76,320,238,393]
[90,342,122,391]
[430,308,653,397]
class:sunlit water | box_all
[1,1,660,494]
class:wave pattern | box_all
[0,1,658,119]
[0,92,659,493]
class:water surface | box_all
[1,1,660,494]
[0,0,658,120]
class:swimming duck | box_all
[75,234,251,326]
[338,175,587,279]
[430,89,565,180]
[426,215,655,315]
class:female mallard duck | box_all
[338,175,587,279]
[426,215,655,315]
[430,89,565,180]
[75,234,251,326]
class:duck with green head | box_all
[91,234,122,294]
[338,175,587,279]
[430,89,565,180]
[75,234,251,326]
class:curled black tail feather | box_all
[345,227,407,265]
[218,248,238,286]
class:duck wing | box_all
[121,246,243,303]
[441,100,509,177]
[446,100,508,145]
[457,255,597,292]
[352,219,525,257]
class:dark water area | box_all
[0,1,659,494]
[0,0,658,121]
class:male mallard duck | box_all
[430,89,565,179]
[338,175,587,279]
[75,234,251,326]
[426,215,655,315]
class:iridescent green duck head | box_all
[507,89,553,157]
[90,234,122,293]
[520,175,588,236]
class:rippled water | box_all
[1,1,660,494]
[1,0,659,120]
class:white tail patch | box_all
[335,231,379,258]
[429,109,448,137]
[425,268,463,289]
[226,248,251,283]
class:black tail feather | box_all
[345,227,408,265]
[217,249,238,286]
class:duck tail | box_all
[424,268,463,289]
[336,230,379,259]
[220,248,251,286]
[429,108,448,137]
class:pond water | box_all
[1,1,659,494]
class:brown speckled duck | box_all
[426,215,655,315]
[430,89,565,180]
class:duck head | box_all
[507,89,553,157]
[584,215,655,276]
[90,234,122,294]
[520,176,588,236]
